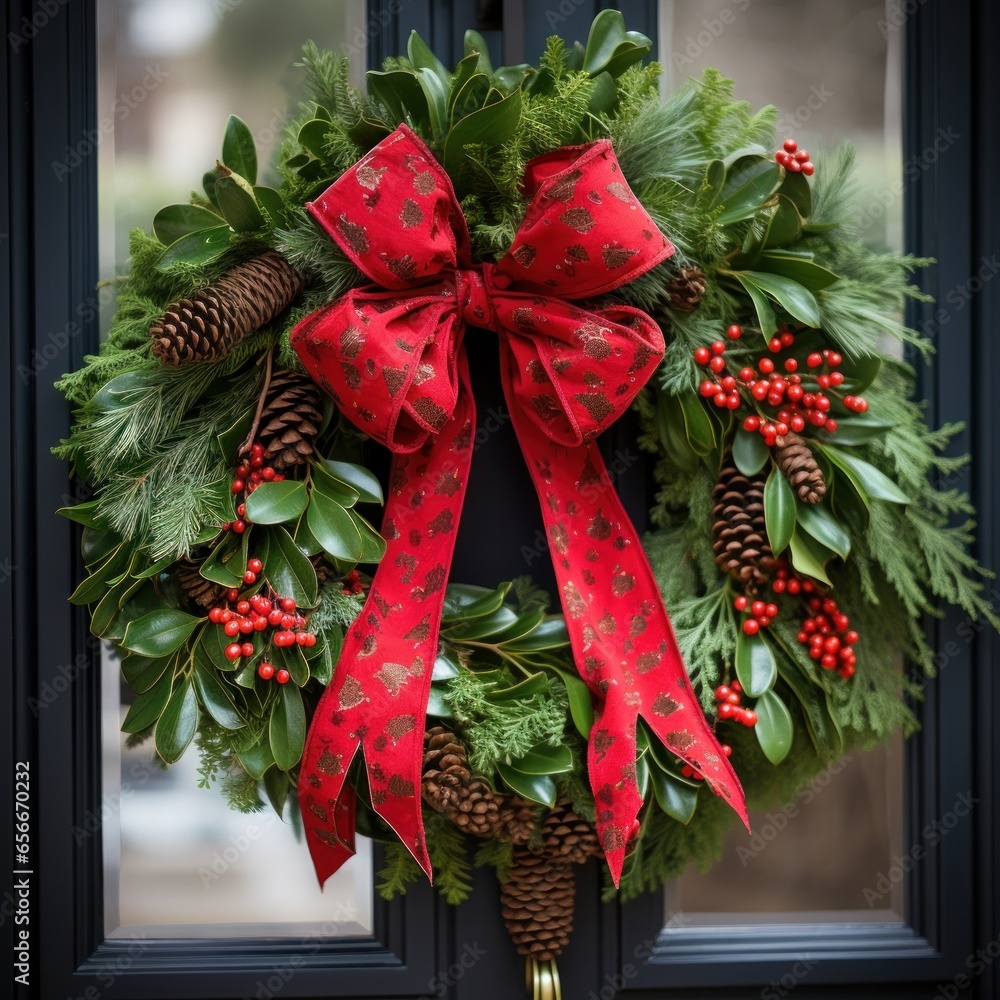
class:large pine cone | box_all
[501,852,577,961]
[540,800,602,865]
[151,251,307,365]
[253,368,324,472]
[175,558,227,609]
[775,432,826,503]
[666,265,707,311]
[712,462,774,590]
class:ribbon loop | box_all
[291,124,748,889]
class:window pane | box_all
[96,0,373,937]
[658,0,906,922]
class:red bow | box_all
[291,125,747,887]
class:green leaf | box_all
[236,739,275,779]
[777,659,843,758]
[91,575,144,638]
[656,391,700,472]
[463,29,492,72]
[496,765,556,807]
[837,354,882,393]
[293,512,323,557]
[222,114,257,184]
[123,610,201,657]
[271,643,310,687]
[312,464,360,507]
[582,9,626,74]
[678,394,717,455]
[778,168,812,217]
[254,186,285,226]
[427,685,454,718]
[485,671,549,702]
[217,406,255,465]
[132,553,176,580]
[69,542,129,605]
[152,204,222,247]
[821,446,911,505]
[740,271,821,327]
[717,160,782,224]
[155,676,199,763]
[156,224,231,270]
[702,159,726,204]
[735,629,778,697]
[448,606,518,641]
[761,195,803,249]
[407,29,451,80]
[601,32,653,79]
[588,71,618,114]
[269,684,307,771]
[214,167,266,233]
[492,607,548,644]
[203,169,220,208]
[757,250,839,290]
[200,620,242,672]
[441,582,512,621]
[307,490,362,561]
[263,767,290,818]
[508,743,574,775]
[57,498,105,528]
[650,766,699,824]
[244,481,308,525]
[824,414,893,446]
[444,89,522,190]
[262,526,318,607]
[550,667,593,737]
[413,66,450,140]
[433,654,461,681]
[764,466,795,555]
[367,69,429,126]
[297,119,329,158]
[193,658,245,730]
[200,531,247,586]
[732,427,770,476]
[795,499,851,559]
[734,272,777,336]
[754,689,794,764]
[121,654,171,695]
[348,510,387,563]
[121,668,173,734]
[504,617,570,651]
[788,526,834,586]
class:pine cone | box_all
[252,368,324,472]
[501,851,577,961]
[540,800,602,865]
[712,462,774,590]
[175,559,227,609]
[666,265,707,311]
[775,432,826,503]
[150,251,307,365]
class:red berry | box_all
[714,392,728,408]
[787,159,802,173]
[727,324,743,340]
[721,375,737,391]
[743,415,761,431]
[718,702,736,720]
[784,358,798,372]
[268,609,283,626]
[780,331,796,347]
[797,630,809,643]
[854,397,869,413]
[739,367,756,382]
[235,600,249,615]
[239,618,254,634]
[280,614,296,629]
[242,571,256,586]
[208,607,225,623]
[768,337,782,353]
[224,643,242,661]
[240,641,254,658]
[743,618,760,635]
[730,679,742,693]
[829,371,844,386]
[236,464,250,479]
[231,480,245,494]
[232,520,246,534]
[806,353,822,369]
[711,340,726,356]
[726,393,741,410]
[274,630,296,647]
[227,588,240,603]
[821,653,838,669]
[734,595,749,611]
[727,692,741,706]
[236,503,246,517]
[787,578,801,595]
[758,357,775,374]
[694,347,711,365]
[742,710,758,726]
[248,558,263,574]
[751,600,766,617]
[790,415,805,432]
[846,630,859,645]
[801,162,814,176]
[700,380,717,397]
[281,597,297,612]
[715,685,732,701]
[709,356,726,374]
[752,383,769,401]
[254,616,268,631]
[722,744,733,757]
[681,764,695,778]
[776,150,790,166]
[783,138,798,153]
[275,669,290,685]
[824,419,838,432]
[258,662,275,680]
[766,603,779,618]
[817,374,831,389]
[262,467,276,481]
[772,578,787,593]
[839,662,855,678]
[302,632,317,647]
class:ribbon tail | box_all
[505,399,748,886]
[298,362,476,886]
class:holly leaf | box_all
[123,610,201,657]
[795,498,851,560]
[221,114,257,185]
[307,490,362,562]
[821,446,911,505]
[193,658,245,730]
[154,676,199,763]
[261,526,318,607]
[735,628,777,697]
[244,481,308,525]
[269,683,307,771]
[732,427,770,476]
[496,765,556,807]
[754,689,794,764]
[649,766,699,824]
[764,466,795,555]
[508,743,574,775]
[788,526,834,587]
[121,669,173,733]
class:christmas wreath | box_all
[57,12,997,997]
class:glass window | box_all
[96,0,373,938]
[658,0,906,924]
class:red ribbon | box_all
[291,124,747,887]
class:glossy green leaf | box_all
[444,89,522,188]
[307,491,362,562]
[433,654,461,681]
[244,480,308,525]
[262,526,319,607]
[121,668,173,734]
[348,510,387,564]
[733,272,777,336]
[649,766,699,824]
[778,168,812,217]
[582,9,626,74]
[757,250,839,290]
[497,765,557,807]
[764,466,795,555]
[740,271,821,327]
[588,71,617,113]
[762,195,803,249]
[492,607,548,645]
[200,620,241,672]
[203,169,220,208]
[58,499,105,528]
[717,160,782,224]
[152,203,223,247]
[504,616,570,651]
[312,464,360,507]
[702,159,726,204]
[678,394,717,455]
[263,766,290,817]
[200,531,247,586]
[132,553,176,580]
[732,427,770,476]
[823,413,893,446]
[721,143,769,169]
[788,526,834,586]
[69,542,129,605]
[254,186,285,226]
[237,739,275,779]
[309,636,336,687]
[121,654,171,695]
[427,685,454,718]
[408,29,450,80]
[795,499,851,559]
[822,446,911,504]
[448,606,519,641]
[155,676,199,763]
[91,575,144,639]
[293,511,323,557]
[324,460,383,503]
[509,743,574,775]
[735,628,778,697]
[413,66,450,139]
[441,583,512,621]
[601,32,653,78]
[156,224,231,270]
[754,689,794,764]
[463,29,492,72]
[271,643,310,687]
[217,406,255,465]
[222,114,257,184]
[366,69,428,125]
[269,684,307,771]
[214,169,266,233]
[123,610,201,657]
[550,667,593,737]
[836,353,882,393]
[194,658,245,729]
[656,390,700,472]
[485,671,549,702]
[778,659,843,758]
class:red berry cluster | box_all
[733,595,779,635]
[770,563,815,597]
[796,595,859,679]
[206,559,316,684]
[680,742,733,781]
[696,327,869,445]
[713,680,758,727]
[223,443,286,535]
[775,138,814,176]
